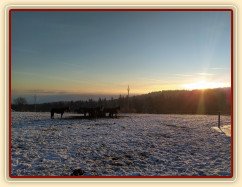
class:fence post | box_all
[218,112,220,128]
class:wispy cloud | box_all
[172,74,192,77]
[11,89,76,95]
[209,67,229,70]
[196,73,214,76]
[12,70,90,84]
[136,77,165,83]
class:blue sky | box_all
[11,10,231,103]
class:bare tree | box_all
[14,97,27,111]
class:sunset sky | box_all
[11,10,232,103]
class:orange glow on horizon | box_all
[12,81,231,98]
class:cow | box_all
[51,107,70,119]
[103,106,120,118]
[78,106,104,118]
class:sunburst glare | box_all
[182,81,230,90]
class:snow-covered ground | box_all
[10,112,232,177]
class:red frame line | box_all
[9,9,233,11]
[230,9,233,178]
[9,9,11,179]
[9,8,234,179]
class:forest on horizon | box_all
[11,87,231,115]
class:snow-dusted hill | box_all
[10,112,231,177]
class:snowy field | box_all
[10,112,232,177]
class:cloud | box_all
[209,67,228,70]
[196,73,214,76]
[11,89,74,95]
[172,74,192,77]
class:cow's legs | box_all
[51,112,54,119]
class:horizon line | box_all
[11,87,231,104]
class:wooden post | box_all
[218,112,220,128]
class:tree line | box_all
[11,87,231,115]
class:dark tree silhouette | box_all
[11,87,231,115]
[13,97,27,111]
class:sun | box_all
[182,81,230,90]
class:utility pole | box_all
[127,85,130,112]
[34,94,37,112]
[218,112,221,128]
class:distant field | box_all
[10,112,231,177]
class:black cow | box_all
[103,106,120,118]
[78,106,104,118]
[51,107,70,119]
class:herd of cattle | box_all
[50,106,121,119]
[76,106,121,118]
